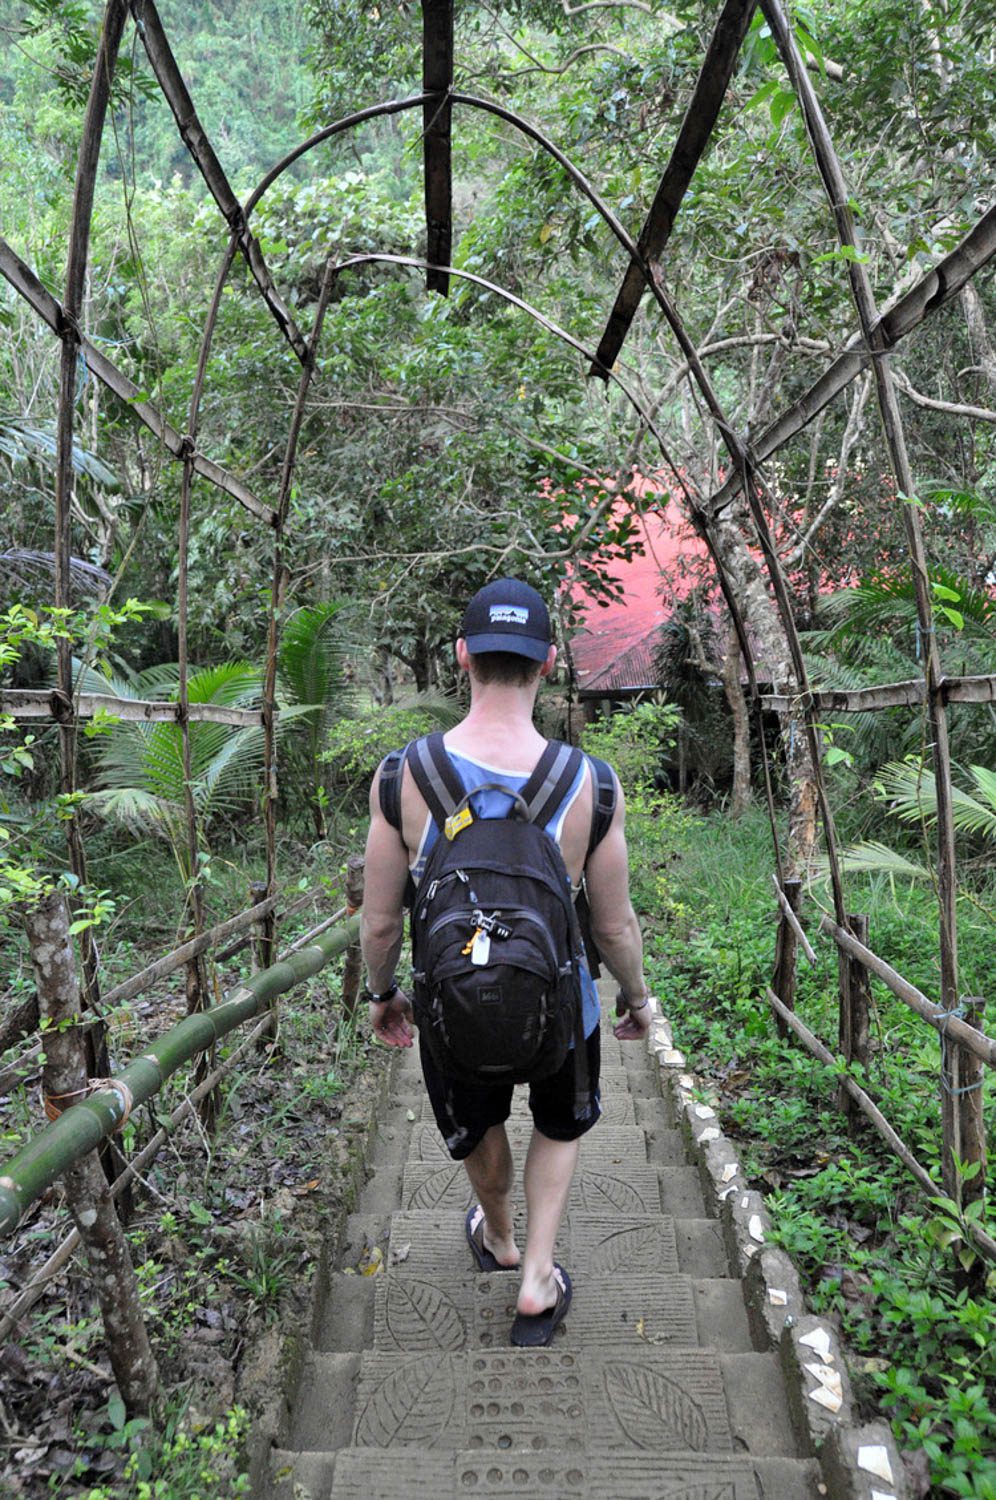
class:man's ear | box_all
[455,637,471,672]
[539,644,557,678]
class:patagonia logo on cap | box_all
[489,605,528,625]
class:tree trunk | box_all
[962,282,996,398]
[722,621,751,817]
[21,892,159,1416]
[705,500,816,871]
[0,991,38,1057]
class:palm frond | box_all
[0,418,121,490]
[0,549,111,603]
[874,758,996,840]
[834,840,933,881]
[392,688,462,729]
[278,603,356,718]
[84,786,179,836]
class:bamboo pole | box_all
[422,0,454,295]
[763,675,996,713]
[704,203,996,520]
[952,998,986,1215]
[819,916,994,1068]
[1,905,348,1335]
[22,892,159,1412]
[764,988,996,1262]
[837,913,871,1124]
[0,691,266,726]
[0,914,359,1236]
[771,876,803,1037]
[593,0,757,374]
[0,235,275,521]
[128,0,308,364]
[53,0,130,1195]
[0,1012,274,1345]
[260,258,338,999]
[762,0,960,1016]
[771,875,817,964]
[176,239,240,1125]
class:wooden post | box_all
[341,856,365,1021]
[838,913,871,1123]
[21,892,159,1415]
[249,880,269,974]
[942,996,986,1207]
[959,999,987,1212]
[771,877,802,1038]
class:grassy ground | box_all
[637,800,995,1500]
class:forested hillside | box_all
[0,0,993,1494]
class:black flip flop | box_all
[510,1265,572,1347]
[465,1204,516,1273]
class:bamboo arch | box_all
[1,0,993,1237]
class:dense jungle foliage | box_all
[0,0,993,1493]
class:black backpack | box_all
[380,734,613,1118]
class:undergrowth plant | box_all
[635,804,996,1498]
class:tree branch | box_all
[893,367,996,424]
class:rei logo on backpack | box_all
[396,734,591,1113]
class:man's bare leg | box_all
[516,1131,579,1315]
[462,1123,520,1268]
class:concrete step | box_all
[266,1445,822,1500]
[313,1268,755,1357]
[288,1347,805,1461]
[398,1161,706,1217]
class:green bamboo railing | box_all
[0,914,359,1237]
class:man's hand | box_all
[613,995,654,1042]
[369,988,415,1048]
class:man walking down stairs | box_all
[263,985,830,1498]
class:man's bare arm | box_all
[583,778,652,1038]
[360,764,414,1047]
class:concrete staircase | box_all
[256,990,865,1498]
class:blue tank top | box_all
[410,747,600,1037]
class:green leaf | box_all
[107,1393,127,1431]
[770,89,797,128]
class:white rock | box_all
[748,1214,765,1243]
[808,1385,843,1414]
[804,1364,842,1398]
[799,1325,833,1362]
[699,1127,720,1142]
[694,1104,716,1120]
[857,1447,893,1484]
[768,1289,788,1306]
[721,1161,739,1182]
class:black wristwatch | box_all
[361,981,399,1005]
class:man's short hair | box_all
[468,650,543,687]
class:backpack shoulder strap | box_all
[405,732,464,829]
[378,745,407,830]
[586,753,616,857]
[520,740,583,828]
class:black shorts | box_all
[419,1027,602,1161]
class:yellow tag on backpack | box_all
[444,807,473,841]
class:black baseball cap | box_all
[459,578,552,662]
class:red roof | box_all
[567,498,707,694]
